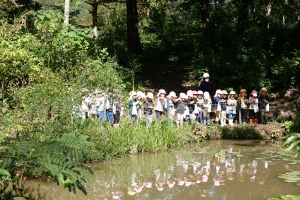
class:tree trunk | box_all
[237,0,248,34]
[64,0,70,25]
[91,3,99,40]
[265,1,272,29]
[126,0,143,56]
[200,0,210,28]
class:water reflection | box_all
[30,140,300,200]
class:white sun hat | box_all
[203,73,210,78]
[137,91,145,99]
[187,91,194,97]
[180,93,187,99]
[157,89,167,97]
[168,91,177,98]
[146,92,154,99]
[229,91,236,95]
[204,92,210,99]
[197,90,204,95]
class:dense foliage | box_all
[1,0,300,198]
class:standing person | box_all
[237,89,249,124]
[248,90,259,125]
[154,89,167,120]
[196,91,204,124]
[218,90,228,126]
[186,91,197,122]
[129,91,139,124]
[227,91,237,126]
[106,91,115,124]
[198,73,213,97]
[88,90,98,119]
[258,88,270,125]
[214,89,222,124]
[113,93,123,127]
[81,88,91,119]
[137,91,145,120]
[144,92,154,127]
[167,91,178,123]
[96,90,110,122]
[202,92,212,125]
[176,93,188,127]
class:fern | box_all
[0,134,93,195]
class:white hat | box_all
[197,90,204,95]
[130,91,137,96]
[214,89,222,97]
[157,89,167,97]
[168,91,177,98]
[204,92,210,99]
[187,91,193,97]
[137,91,145,99]
[146,92,154,99]
[203,73,210,78]
[251,90,258,97]
[229,91,235,95]
[180,93,187,99]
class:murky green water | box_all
[29,140,300,200]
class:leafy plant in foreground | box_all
[0,134,93,195]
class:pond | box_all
[29,140,300,200]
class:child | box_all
[258,88,270,124]
[96,91,112,122]
[248,90,259,125]
[196,91,204,124]
[88,90,98,119]
[214,89,222,124]
[81,88,91,119]
[202,92,212,125]
[154,89,167,120]
[227,91,237,126]
[167,91,178,123]
[176,93,188,127]
[237,89,249,124]
[218,90,228,126]
[106,91,115,124]
[129,91,139,123]
[137,91,145,119]
[186,91,197,121]
[113,93,123,127]
[144,92,154,127]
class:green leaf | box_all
[284,134,300,145]
[0,168,11,176]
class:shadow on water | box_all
[28,140,300,200]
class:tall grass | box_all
[75,119,195,161]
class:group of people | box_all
[80,73,271,127]
[128,73,270,127]
[80,89,124,126]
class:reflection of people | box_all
[237,163,246,182]
[247,160,257,183]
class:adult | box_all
[198,73,213,97]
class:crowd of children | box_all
[80,74,270,127]
[127,87,270,127]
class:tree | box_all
[126,0,143,56]
[64,0,70,25]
